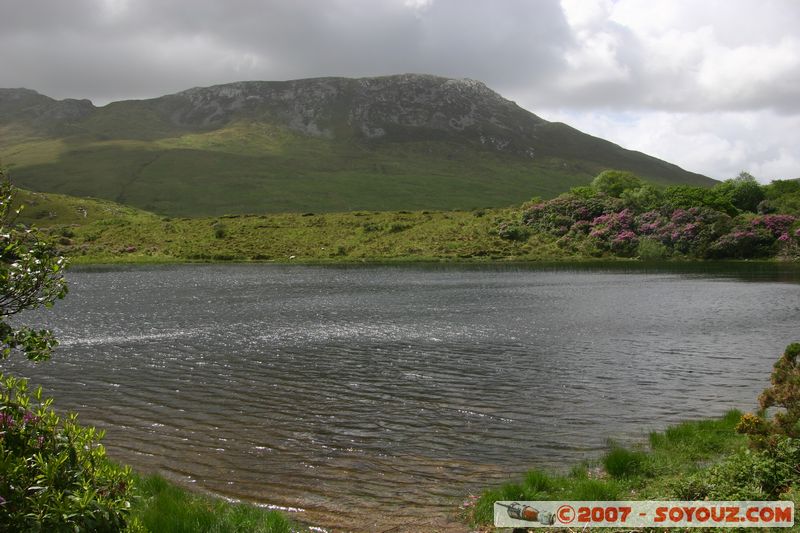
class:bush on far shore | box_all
[516,170,800,260]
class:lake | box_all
[5,263,800,531]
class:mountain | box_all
[0,75,714,216]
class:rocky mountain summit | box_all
[2,75,548,156]
[162,75,543,154]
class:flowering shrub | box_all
[501,177,799,260]
[522,194,620,234]
[609,230,638,256]
[0,374,134,531]
[706,227,775,259]
[749,214,796,237]
[653,207,732,256]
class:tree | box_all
[590,170,645,197]
[763,179,800,216]
[662,184,738,216]
[620,184,663,211]
[714,171,765,213]
[0,169,68,361]
[0,170,134,530]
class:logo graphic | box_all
[496,502,555,525]
[494,501,794,528]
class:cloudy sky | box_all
[1,0,798,182]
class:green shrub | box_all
[673,436,800,500]
[361,222,381,233]
[591,170,644,197]
[497,222,530,241]
[636,237,669,260]
[737,343,800,448]
[211,221,227,239]
[0,374,134,531]
[387,222,411,233]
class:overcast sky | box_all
[2,0,798,182]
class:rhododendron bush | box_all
[517,186,799,260]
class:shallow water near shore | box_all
[5,263,800,531]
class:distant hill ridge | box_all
[0,74,714,216]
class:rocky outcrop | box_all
[154,74,545,156]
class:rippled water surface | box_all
[6,264,800,531]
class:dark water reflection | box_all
[4,263,800,531]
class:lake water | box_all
[4,263,800,531]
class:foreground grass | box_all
[129,474,293,533]
[466,410,778,529]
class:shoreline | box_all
[65,254,793,266]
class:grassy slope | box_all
[1,117,710,217]
[12,185,577,264]
[44,207,575,264]
[13,187,153,226]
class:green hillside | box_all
[13,173,800,265]
[0,75,715,216]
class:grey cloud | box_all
[0,0,572,103]
[1,0,798,114]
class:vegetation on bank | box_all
[14,170,799,265]
[466,343,800,531]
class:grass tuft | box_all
[568,478,621,500]
[603,446,649,479]
[130,474,292,533]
